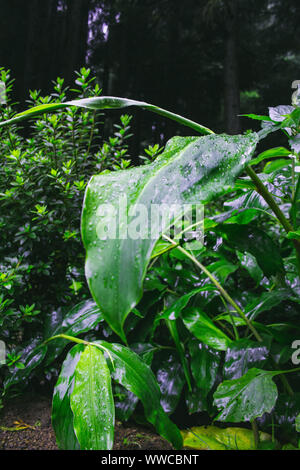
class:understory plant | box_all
[0,83,300,450]
[0,67,134,359]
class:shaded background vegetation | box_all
[0,0,299,155]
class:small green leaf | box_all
[213,368,278,422]
[70,344,115,450]
[249,147,291,166]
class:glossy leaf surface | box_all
[95,340,183,449]
[70,344,115,450]
[181,307,232,351]
[224,339,270,380]
[52,344,84,450]
[213,368,278,422]
[82,133,258,341]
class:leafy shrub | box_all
[0,67,133,360]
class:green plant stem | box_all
[43,333,88,346]
[165,318,193,392]
[246,165,300,277]
[251,420,260,449]
[162,234,263,342]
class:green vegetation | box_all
[0,70,300,450]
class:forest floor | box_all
[0,393,173,451]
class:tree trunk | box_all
[224,0,240,134]
[64,0,91,84]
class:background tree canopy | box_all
[0,0,299,152]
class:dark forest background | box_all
[0,0,299,153]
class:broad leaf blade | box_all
[70,344,115,450]
[181,307,232,351]
[52,344,84,450]
[82,133,258,341]
[95,340,183,449]
[0,96,213,135]
[213,368,278,422]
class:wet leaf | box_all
[70,344,115,450]
[94,340,183,449]
[82,133,258,342]
[44,299,104,366]
[218,224,285,278]
[224,339,270,380]
[4,339,47,394]
[213,368,278,422]
[181,307,232,351]
[155,351,185,414]
[52,344,84,450]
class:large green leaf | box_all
[0,96,214,135]
[213,368,278,422]
[82,133,258,341]
[181,307,232,351]
[70,344,115,450]
[95,340,183,449]
[52,343,84,450]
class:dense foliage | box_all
[0,71,300,450]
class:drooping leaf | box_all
[94,340,183,449]
[52,344,85,450]
[0,96,214,135]
[181,425,272,450]
[70,344,115,450]
[82,133,258,341]
[224,339,270,380]
[181,307,232,351]
[114,343,155,422]
[44,299,104,366]
[213,368,278,422]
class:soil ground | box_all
[0,394,173,451]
